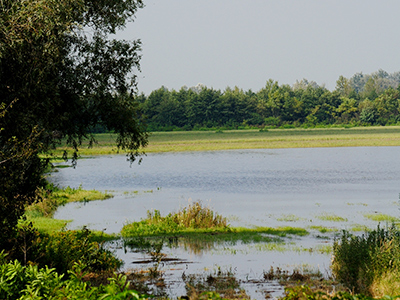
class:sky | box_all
[117,0,400,95]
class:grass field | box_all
[55,126,400,156]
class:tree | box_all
[335,75,354,97]
[0,0,148,246]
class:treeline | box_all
[135,69,400,131]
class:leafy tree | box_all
[0,0,147,247]
[335,75,354,97]
[337,97,358,123]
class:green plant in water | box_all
[277,214,303,222]
[315,213,348,222]
[309,225,338,233]
[184,267,248,300]
[121,201,228,237]
[363,213,400,223]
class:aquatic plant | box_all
[277,214,304,222]
[363,213,400,223]
[121,201,228,237]
[308,225,338,233]
[315,213,348,222]
[172,201,227,229]
[183,267,249,300]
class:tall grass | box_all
[121,201,228,237]
[171,201,227,229]
[331,224,400,296]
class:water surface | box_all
[51,146,400,298]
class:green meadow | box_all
[54,125,400,156]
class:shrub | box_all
[6,223,121,275]
[32,229,122,275]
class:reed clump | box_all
[171,201,227,229]
[332,224,400,297]
[121,201,228,237]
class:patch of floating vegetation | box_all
[363,213,400,222]
[315,213,348,222]
[122,202,311,259]
[348,224,369,232]
[276,214,305,222]
[308,225,338,233]
[346,202,368,206]
[291,244,332,255]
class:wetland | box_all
[50,144,400,299]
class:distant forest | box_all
[111,69,400,132]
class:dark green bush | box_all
[32,229,122,275]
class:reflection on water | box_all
[50,147,400,299]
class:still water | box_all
[51,146,400,298]
[53,146,400,231]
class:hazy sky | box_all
[118,0,400,95]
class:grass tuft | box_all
[121,201,228,237]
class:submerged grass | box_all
[277,214,304,222]
[363,213,400,223]
[315,213,348,222]
[308,225,338,233]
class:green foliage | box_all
[137,70,400,132]
[332,225,400,295]
[32,229,122,275]
[0,0,147,251]
[5,224,121,275]
[0,254,147,300]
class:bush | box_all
[32,229,122,275]
[5,223,121,275]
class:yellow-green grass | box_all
[25,186,113,234]
[308,225,338,233]
[315,213,348,222]
[276,214,305,222]
[25,217,72,234]
[363,213,400,223]
[52,126,400,156]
